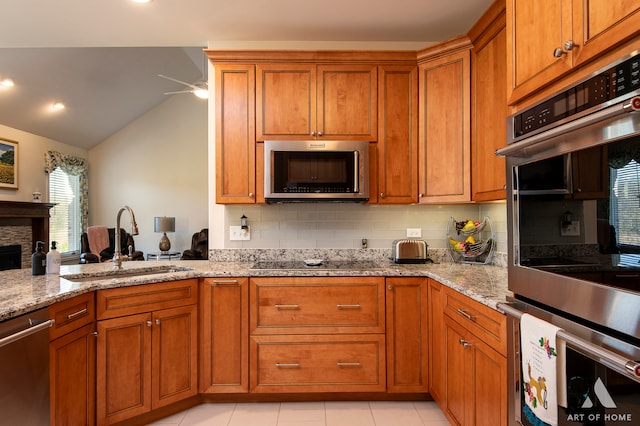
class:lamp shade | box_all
[154,217,175,233]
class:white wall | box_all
[0,124,87,202]
[88,93,208,256]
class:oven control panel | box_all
[511,52,640,141]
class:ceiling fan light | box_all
[194,88,209,99]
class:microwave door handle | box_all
[353,151,359,193]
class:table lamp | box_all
[154,216,175,252]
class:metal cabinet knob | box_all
[248,192,254,197]
[318,131,323,137]
[380,192,385,198]
[553,40,577,57]
[311,131,316,136]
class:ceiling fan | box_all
[157,74,209,99]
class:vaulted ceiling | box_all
[0,0,492,149]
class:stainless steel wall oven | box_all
[498,51,640,425]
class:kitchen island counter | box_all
[0,258,509,322]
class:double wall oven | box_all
[498,51,640,425]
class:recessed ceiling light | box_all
[131,0,152,3]
[0,78,15,87]
[51,102,65,111]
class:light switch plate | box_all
[230,225,250,240]
[406,228,422,238]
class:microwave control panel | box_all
[511,52,640,141]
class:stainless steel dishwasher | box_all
[0,307,54,425]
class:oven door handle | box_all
[498,303,640,380]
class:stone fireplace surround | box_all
[0,201,54,269]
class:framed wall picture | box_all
[0,138,18,190]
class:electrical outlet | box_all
[230,225,250,241]
[561,221,580,237]
[406,228,422,238]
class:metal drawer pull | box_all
[336,304,361,309]
[275,304,300,310]
[66,307,88,320]
[337,362,361,367]
[614,274,639,279]
[275,363,300,368]
[459,339,472,348]
[211,279,240,286]
[457,308,476,321]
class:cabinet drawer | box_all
[250,334,386,393]
[97,279,198,320]
[443,287,506,356]
[250,277,385,334]
[49,292,95,341]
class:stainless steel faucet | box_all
[113,205,139,269]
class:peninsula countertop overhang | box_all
[0,259,510,322]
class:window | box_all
[49,168,81,254]
[44,151,88,258]
[611,159,640,250]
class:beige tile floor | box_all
[148,401,451,426]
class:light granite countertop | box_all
[0,252,510,322]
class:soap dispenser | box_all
[46,241,61,274]
[32,241,46,275]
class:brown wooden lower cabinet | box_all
[199,277,249,393]
[386,277,428,392]
[96,280,198,426]
[429,280,507,426]
[49,292,96,426]
[50,322,96,426]
[250,333,386,393]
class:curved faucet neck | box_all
[113,205,138,269]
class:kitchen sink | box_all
[61,265,195,282]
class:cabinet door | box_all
[152,305,198,408]
[385,277,428,392]
[444,317,473,426]
[473,337,508,426]
[419,49,471,203]
[256,64,316,140]
[215,64,257,203]
[200,278,249,393]
[573,0,640,68]
[377,65,418,204]
[507,0,573,103]
[472,16,507,202]
[50,323,95,426]
[96,313,152,426]
[317,64,378,141]
[427,279,446,406]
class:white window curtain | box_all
[44,151,88,254]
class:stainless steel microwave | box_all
[264,140,370,203]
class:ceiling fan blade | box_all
[163,90,194,95]
[157,74,201,91]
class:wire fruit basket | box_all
[447,217,495,264]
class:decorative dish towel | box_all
[520,313,567,426]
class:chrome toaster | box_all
[392,239,429,263]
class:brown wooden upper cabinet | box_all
[214,64,257,204]
[376,65,419,204]
[470,1,507,202]
[256,64,378,141]
[418,46,471,204]
[507,0,640,104]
